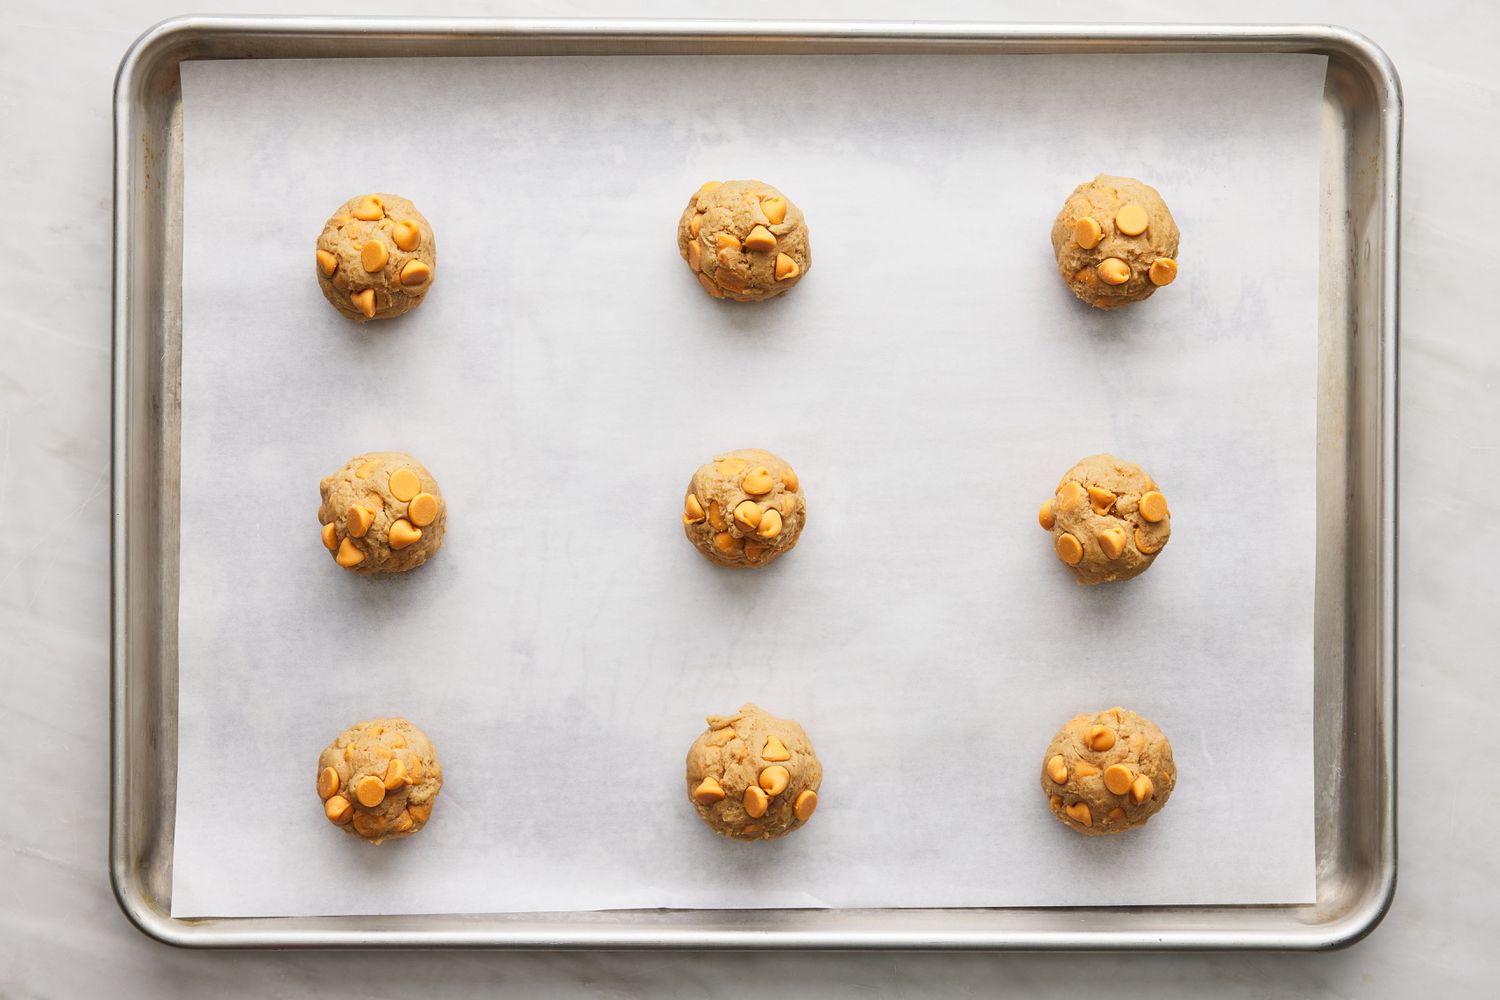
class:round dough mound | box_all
[1039,453,1170,585]
[316,717,443,844]
[315,193,436,323]
[1041,707,1176,836]
[319,451,447,575]
[677,180,811,302]
[682,448,806,568]
[1050,175,1179,309]
[685,703,822,841]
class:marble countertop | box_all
[4,0,1492,995]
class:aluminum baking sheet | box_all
[112,18,1398,949]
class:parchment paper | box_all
[173,52,1325,917]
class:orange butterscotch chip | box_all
[1038,499,1056,530]
[1073,761,1101,779]
[762,735,791,762]
[398,260,431,286]
[346,504,375,539]
[1098,527,1127,560]
[321,523,338,551]
[387,519,422,551]
[1055,533,1084,565]
[1139,491,1169,523]
[1087,485,1116,515]
[743,225,777,251]
[1073,216,1103,249]
[324,794,353,825]
[774,253,800,281]
[691,776,726,805]
[758,765,790,797]
[350,289,376,318]
[1084,724,1117,752]
[388,468,420,502]
[407,492,439,527]
[355,775,386,808]
[1149,258,1177,286]
[1058,480,1086,511]
[360,239,388,273]
[317,767,339,799]
[391,220,421,252]
[316,249,338,276]
[743,785,769,818]
[352,195,384,221]
[1103,764,1134,795]
[761,197,788,225]
[1097,258,1130,285]
[793,789,817,821]
[335,537,365,568]
[1135,527,1165,554]
[1115,203,1149,236]
[1065,801,1093,827]
[1131,775,1155,804]
[1046,754,1068,784]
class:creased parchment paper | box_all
[173,53,1325,916]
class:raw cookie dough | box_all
[315,193,436,322]
[1039,453,1170,585]
[685,703,822,841]
[318,451,446,574]
[1050,175,1179,309]
[677,180,810,302]
[1040,706,1176,836]
[682,448,806,568]
[316,717,443,844]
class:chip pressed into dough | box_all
[677,180,811,301]
[1050,174,1179,309]
[318,451,446,574]
[314,192,436,322]
[315,717,443,844]
[685,703,823,841]
[1040,706,1176,836]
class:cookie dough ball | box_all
[682,449,806,568]
[677,180,810,302]
[685,703,822,841]
[1050,175,1179,309]
[315,193,436,322]
[316,717,443,844]
[1039,453,1170,585]
[318,452,446,574]
[1041,706,1175,835]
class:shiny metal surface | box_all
[111,16,1399,949]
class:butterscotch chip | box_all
[682,449,806,569]
[1055,533,1084,566]
[678,180,810,301]
[317,717,442,844]
[315,193,436,323]
[1040,706,1175,836]
[1097,258,1130,285]
[685,703,822,841]
[1051,175,1180,309]
[1114,203,1149,236]
[692,776,726,804]
[319,452,446,575]
[1040,453,1171,585]
[1074,216,1103,249]
[758,765,790,796]
[1148,258,1178,286]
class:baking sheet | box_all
[172,52,1325,917]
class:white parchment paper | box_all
[173,53,1325,917]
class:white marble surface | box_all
[2,0,1493,995]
